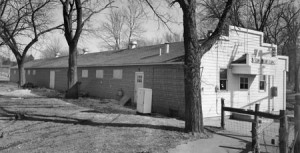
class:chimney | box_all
[129,41,138,49]
[165,43,169,54]
[207,30,213,37]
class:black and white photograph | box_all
[0,0,299,152]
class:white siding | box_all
[200,26,288,118]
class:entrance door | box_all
[49,71,55,89]
[134,72,144,104]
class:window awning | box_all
[231,54,276,75]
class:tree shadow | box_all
[0,107,184,132]
[205,126,253,153]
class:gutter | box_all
[10,62,184,69]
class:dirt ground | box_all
[0,82,259,153]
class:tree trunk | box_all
[67,44,78,89]
[183,1,204,134]
[17,61,25,87]
[295,64,300,93]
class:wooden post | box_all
[252,104,260,153]
[221,98,225,129]
[279,110,288,153]
[294,95,300,153]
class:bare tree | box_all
[145,0,234,134]
[124,0,146,48]
[40,37,68,59]
[101,9,125,50]
[0,0,62,86]
[59,0,114,94]
[280,2,300,92]
[163,32,183,43]
[100,0,146,50]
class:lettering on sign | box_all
[251,57,275,65]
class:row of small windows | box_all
[15,69,122,79]
[81,69,122,79]
[23,70,36,75]
[219,69,266,91]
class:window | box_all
[137,75,143,83]
[240,77,249,89]
[259,75,266,91]
[219,69,227,90]
[27,70,31,75]
[96,70,104,78]
[82,70,88,78]
[33,70,36,75]
[14,70,16,74]
[113,69,122,79]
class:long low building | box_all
[10,26,289,118]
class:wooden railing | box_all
[221,98,288,153]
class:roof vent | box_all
[55,52,61,58]
[83,48,89,54]
[129,41,138,49]
[165,43,169,54]
[159,48,162,56]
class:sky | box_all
[28,0,184,59]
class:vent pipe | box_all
[165,43,169,54]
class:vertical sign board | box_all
[49,71,55,89]
[134,72,144,104]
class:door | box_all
[134,72,144,104]
[49,71,55,89]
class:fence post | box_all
[252,104,260,153]
[221,98,225,129]
[279,110,288,153]
[295,95,300,153]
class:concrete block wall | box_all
[77,65,185,118]
[10,64,186,118]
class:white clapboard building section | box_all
[201,26,288,117]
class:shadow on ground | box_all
[205,126,253,153]
[0,106,184,132]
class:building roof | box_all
[19,42,185,69]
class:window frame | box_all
[240,77,249,90]
[96,70,104,78]
[82,69,88,78]
[219,68,228,91]
[259,75,266,91]
[113,69,123,79]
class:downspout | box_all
[283,70,286,110]
[216,42,220,114]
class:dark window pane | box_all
[245,84,248,89]
[260,81,265,90]
[220,69,227,79]
[240,77,249,89]
[220,80,227,90]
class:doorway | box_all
[134,72,144,104]
[49,70,55,89]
